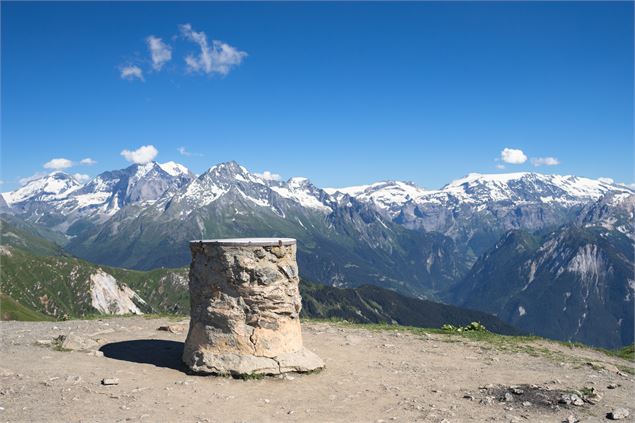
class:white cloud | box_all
[495,164,506,170]
[19,172,46,186]
[500,148,528,164]
[146,36,172,71]
[180,23,247,75]
[255,171,281,181]
[120,145,159,164]
[43,158,73,170]
[80,158,96,166]
[177,146,202,157]
[120,65,144,81]
[598,177,614,184]
[531,156,560,167]
[177,146,191,156]
[72,173,91,183]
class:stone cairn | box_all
[182,238,325,377]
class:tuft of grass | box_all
[234,372,266,380]
[605,344,634,361]
[51,336,71,352]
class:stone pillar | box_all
[182,238,324,377]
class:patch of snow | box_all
[159,161,190,177]
[518,306,526,316]
[271,178,331,211]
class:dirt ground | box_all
[0,317,633,423]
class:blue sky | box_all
[2,1,633,190]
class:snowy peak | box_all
[439,172,630,204]
[271,176,331,211]
[159,161,192,178]
[326,181,428,214]
[3,172,82,205]
[172,162,332,212]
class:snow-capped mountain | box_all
[329,172,630,215]
[2,162,194,231]
[329,172,632,259]
[63,161,466,296]
[325,181,427,216]
[3,172,83,206]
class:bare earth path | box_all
[0,317,633,422]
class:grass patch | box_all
[0,294,54,321]
[234,372,266,380]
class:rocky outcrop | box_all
[182,238,324,376]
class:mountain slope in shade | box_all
[451,194,635,348]
[300,281,520,335]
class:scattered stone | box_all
[559,394,584,406]
[563,415,578,423]
[56,334,98,351]
[157,325,184,334]
[522,401,531,407]
[512,388,524,395]
[607,383,619,389]
[87,350,104,357]
[587,362,619,373]
[480,396,494,405]
[101,378,119,386]
[35,340,52,346]
[607,408,630,420]
[463,394,474,400]
[504,393,514,402]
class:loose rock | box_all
[607,408,630,420]
[101,378,119,386]
[157,325,184,334]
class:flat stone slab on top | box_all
[190,238,296,247]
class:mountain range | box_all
[1,160,633,348]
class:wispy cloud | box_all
[255,170,282,181]
[180,23,247,76]
[146,36,172,71]
[121,145,158,164]
[500,148,528,165]
[80,158,97,166]
[531,156,560,167]
[43,158,73,170]
[177,146,202,157]
[495,164,506,170]
[120,65,144,81]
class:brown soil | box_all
[0,317,633,422]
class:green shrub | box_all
[442,321,488,333]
